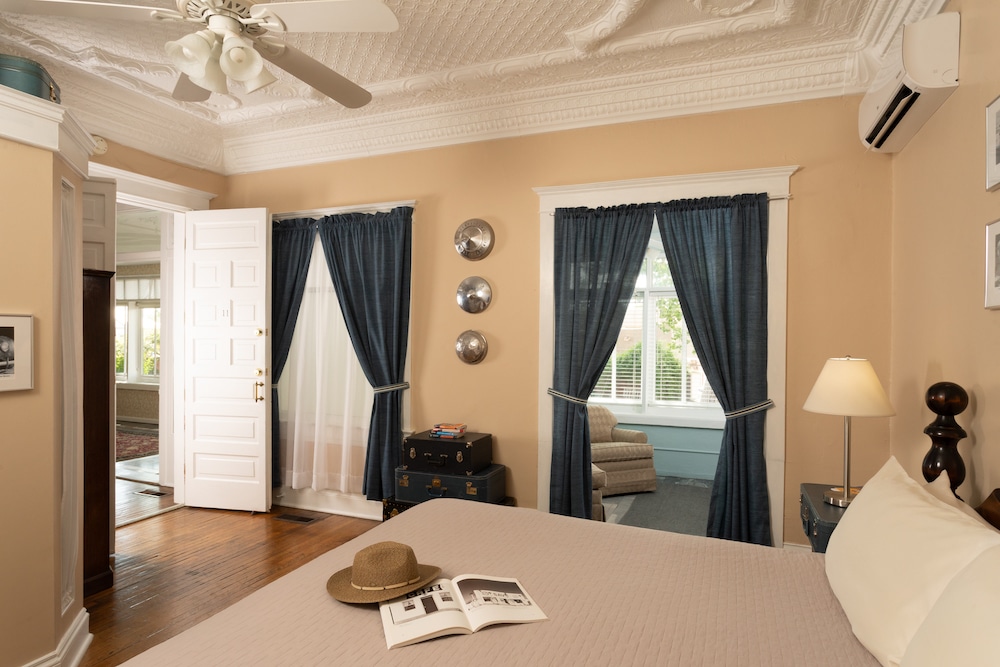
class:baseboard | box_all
[22,608,91,667]
[275,486,382,521]
[782,542,813,553]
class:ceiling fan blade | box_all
[0,0,177,22]
[250,0,397,34]
[172,74,212,102]
[254,40,371,108]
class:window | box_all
[591,231,723,428]
[115,276,160,384]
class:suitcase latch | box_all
[409,447,416,459]
[456,451,464,463]
[465,481,478,496]
[399,474,409,488]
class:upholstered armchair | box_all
[587,404,657,496]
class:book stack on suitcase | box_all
[393,428,505,508]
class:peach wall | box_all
[93,138,227,197]
[0,140,63,666]
[891,0,1000,503]
[216,96,893,542]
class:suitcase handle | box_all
[422,453,448,467]
[426,484,447,498]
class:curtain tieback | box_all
[373,381,410,394]
[546,388,588,405]
[724,399,774,419]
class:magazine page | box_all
[452,574,548,632]
[379,579,472,649]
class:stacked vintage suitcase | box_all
[0,55,61,103]
[385,426,506,519]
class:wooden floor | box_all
[81,505,379,666]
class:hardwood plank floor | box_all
[82,506,379,666]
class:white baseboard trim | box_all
[275,486,382,521]
[782,542,813,553]
[22,608,91,667]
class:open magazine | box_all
[378,574,547,649]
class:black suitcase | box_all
[401,430,492,475]
[0,54,60,103]
[395,464,506,505]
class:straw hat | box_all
[327,541,441,604]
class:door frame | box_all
[88,164,216,501]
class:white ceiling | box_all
[0,0,947,175]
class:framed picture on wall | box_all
[987,96,1000,191]
[0,314,33,392]
[986,220,1000,309]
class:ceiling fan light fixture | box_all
[219,32,264,82]
[165,29,216,78]
[190,54,228,95]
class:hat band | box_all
[351,574,421,592]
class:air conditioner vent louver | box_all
[866,86,920,149]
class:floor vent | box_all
[135,489,168,497]
[275,513,317,525]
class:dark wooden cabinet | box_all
[83,268,115,596]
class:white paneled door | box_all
[183,209,271,512]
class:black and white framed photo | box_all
[987,96,1000,191]
[0,314,33,392]
[987,221,1000,309]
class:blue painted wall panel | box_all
[618,422,723,481]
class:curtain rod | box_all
[272,199,417,221]
[544,194,793,215]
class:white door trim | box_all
[534,166,797,546]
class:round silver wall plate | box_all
[455,330,488,364]
[454,218,494,261]
[456,276,492,313]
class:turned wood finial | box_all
[921,382,968,497]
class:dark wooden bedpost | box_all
[921,381,968,498]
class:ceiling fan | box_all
[0,0,399,107]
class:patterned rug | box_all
[116,428,159,461]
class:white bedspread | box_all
[122,498,877,665]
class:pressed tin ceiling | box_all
[0,0,948,175]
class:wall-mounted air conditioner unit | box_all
[859,12,960,153]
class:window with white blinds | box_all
[591,231,723,427]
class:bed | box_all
[122,457,1000,666]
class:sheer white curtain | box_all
[277,241,373,493]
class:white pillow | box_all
[901,544,1000,666]
[825,457,1000,667]
[923,473,995,528]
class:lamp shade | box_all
[165,29,216,78]
[803,357,895,417]
[219,32,264,82]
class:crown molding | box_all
[222,43,867,174]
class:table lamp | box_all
[803,357,895,507]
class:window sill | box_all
[596,404,725,430]
[116,382,160,391]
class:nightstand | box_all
[800,483,848,553]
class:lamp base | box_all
[824,486,861,507]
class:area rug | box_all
[617,476,712,536]
[116,428,159,461]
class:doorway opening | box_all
[114,203,176,526]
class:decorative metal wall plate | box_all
[454,218,494,260]
[456,276,492,313]
[455,330,488,364]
